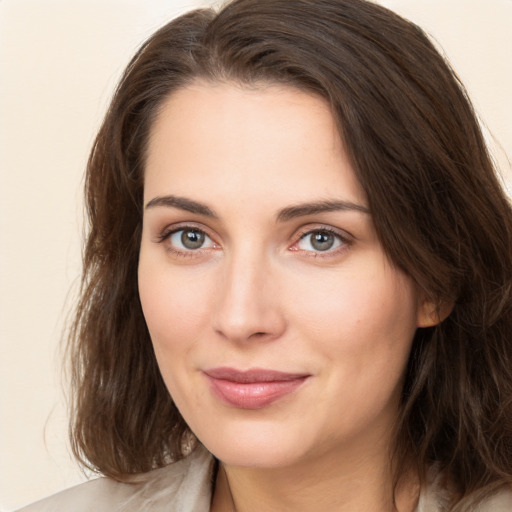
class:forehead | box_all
[144,82,366,209]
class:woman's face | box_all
[139,83,430,469]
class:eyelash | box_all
[156,224,352,259]
[156,225,218,258]
[292,226,352,258]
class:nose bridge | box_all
[213,242,284,342]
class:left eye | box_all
[297,230,343,252]
[168,229,214,250]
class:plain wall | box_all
[1,1,510,510]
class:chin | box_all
[211,443,304,469]
[195,420,314,469]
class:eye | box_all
[168,228,214,251]
[296,229,345,252]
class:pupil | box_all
[181,230,205,249]
[311,232,334,251]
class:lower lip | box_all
[206,376,309,409]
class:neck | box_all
[210,441,419,512]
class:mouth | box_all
[203,367,310,409]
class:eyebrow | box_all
[276,200,370,222]
[144,195,370,221]
[145,195,217,217]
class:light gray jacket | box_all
[17,446,512,512]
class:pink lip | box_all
[204,367,310,409]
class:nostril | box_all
[246,331,269,341]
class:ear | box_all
[416,296,454,328]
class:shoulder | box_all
[16,476,135,512]
[17,445,215,512]
[473,488,512,511]
[417,468,512,512]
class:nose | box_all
[212,250,286,344]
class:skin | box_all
[138,82,436,511]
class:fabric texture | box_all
[16,445,214,512]
[16,445,512,511]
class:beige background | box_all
[1,0,511,510]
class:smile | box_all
[203,368,310,409]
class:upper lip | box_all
[204,367,310,383]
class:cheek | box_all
[286,259,418,359]
[138,254,214,355]
[286,262,418,432]
[138,256,217,412]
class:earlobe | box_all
[416,298,454,328]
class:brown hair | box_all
[70,0,512,507]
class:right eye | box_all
[167,228,215,251]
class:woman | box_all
[18,0,512,510]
